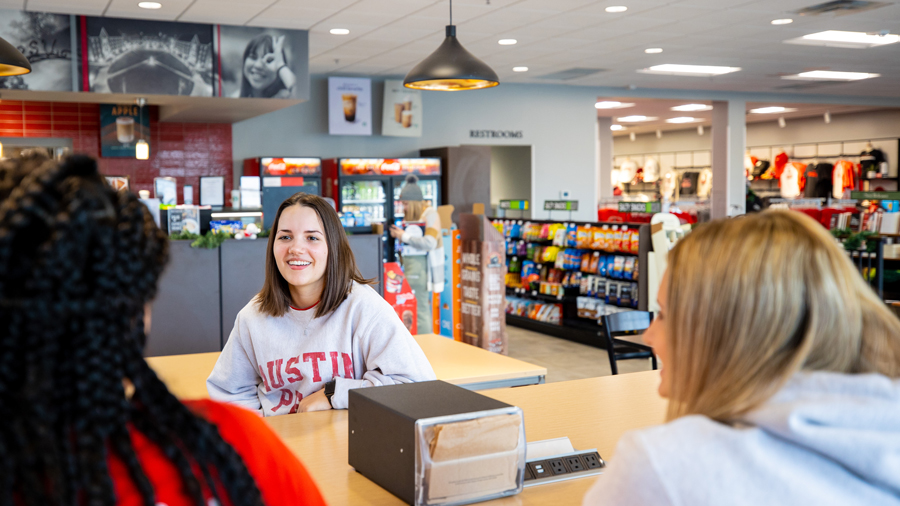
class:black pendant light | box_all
[0,36,31,76]
[404,0,498,91]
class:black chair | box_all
[600,311,657,375]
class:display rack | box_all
[493,217,651,349]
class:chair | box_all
[600,311,657,375]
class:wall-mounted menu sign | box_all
[100,104,150,158]
[618,201,662,213]
[328,76,372,136]
[543,200,578,211]
[339,158,441,176]
[261,157,321,176]
[499,200,529,210]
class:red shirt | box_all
[107,399,327,506]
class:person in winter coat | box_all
[584,209,900,506]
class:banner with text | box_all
[459,214,507,354]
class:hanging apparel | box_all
[812,163,834,199]
[643,157,660,183]
[860,148,886,177]
[660,171,676,199]
[698,169,713,198]
[620,159,638,184]
[802,163,819,198]
[753,159,770,179]
[679,171,700,196]
[771,151,789,180]
[780,163,800,198]
[833,160,856,199]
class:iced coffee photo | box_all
[342,93,357,122]
[402,110,413,128]
[116,116,135,144]
[394,102,405,123]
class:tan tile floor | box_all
[505,324,654,383]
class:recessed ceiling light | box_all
[749,106,797,114]
[782,70,880,81]
[610,124,625,131]
[605,6,628,13]
[638,64,741,76]
[785,30,900,48]
[771,18,793,25]
[138,1,162,8]
[499,39,517,45]
[666,117,699,123]
[595,101,635,109]
[617,115,657,122]
[644,48,663,54]
[513,66,528,72]
[330,28,350,35]
[671,103,711,112]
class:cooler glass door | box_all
[340,178,389,228]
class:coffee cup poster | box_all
[100,104,150,158]
[381,79,422,138]
[328,77,372,136]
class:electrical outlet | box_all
[582,452,605,469]
[565,456,585,472]
[547,459,567,475]
[527,461,550,479]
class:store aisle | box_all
[506,325,653,383]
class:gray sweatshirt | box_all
[207,282,436,415]
[584,371,900,506]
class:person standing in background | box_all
[390,175,445,335]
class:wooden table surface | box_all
[146,334,547,399]
[266,370,667,506]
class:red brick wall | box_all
[0,100,233,205]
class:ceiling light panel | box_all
[498,39,517,45]
[782,70,880,81]
[638,64,741,76]
[610,124,625,131]
[749,106,797,114]
[617,115,657,122]
[770,18,792,25]
[595,101,635,109]
[785,30,900,49]
[666,117,699,123]
[671,103,711,112]
[330,28,350,35]
[605,6,628,13]
[513,66,529,72]
[138,1,162,9]
[644,47,663,53]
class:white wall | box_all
[490,146,532,217]
[233,77,600,221]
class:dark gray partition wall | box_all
[146,242,221,357]
[220,239,267,346]
[147,234,385,356]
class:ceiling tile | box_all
[105,0,194,20]
[178,0,269,25]
[27,0,108,16]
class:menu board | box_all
[339,158,440,176]
[100,104,151,158]
[261,157,321,176]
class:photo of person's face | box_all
[243,42,279,92]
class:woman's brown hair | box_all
[664,210,900,422]
[257,193,374,318]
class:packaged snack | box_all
[619,283,632,307]
[592,226,605,250]
[606,280,619,305]
[631,282,639,308]
[581,252,592,272]
[632,259,639,281]
[596,276,607,299]
[630,229,640,254]
[589,252,601,274]
[210,220,243,235]
[623,257,636,280]
[612,256,625,279]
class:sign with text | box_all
[328,76,372,136]
[100,104,150,158]
[543,200,578,211]
[499,200,529,210]
[618,201,662,213]
[382,79,422,137]
[469,130,523,139]
[851,191,900,201]
[459,214,507,355]
[339,158,440,176]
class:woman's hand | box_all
[269,35,287,69]
[389,225,405,240]
[297,388,333,412]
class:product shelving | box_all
[494,217,651,349]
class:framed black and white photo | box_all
[217,25,308,99]
[84,17,214,96]
[0,10,72,91]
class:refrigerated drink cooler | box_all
[244,157,322,230]
[323,158,441,262]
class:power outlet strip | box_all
[523,449,606,487]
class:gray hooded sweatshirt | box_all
[584,371,900,506]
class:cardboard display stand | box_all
[384,262,417,333]
[459,214,508,354]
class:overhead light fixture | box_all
[138,1,162,8]
[782,70,880,81]
[135,98,149,160]
[666,117,699,123]
[606,6,628,13]
[617,115,656,122]
[656,129,662,139]
[671,103,711,112]
[595,101,635,109]
[629,132,636,141]
[697,125,704,135]
[771,18,792,25]
[824,111,831,124]
[403,1,499,91]
[610,124,625,131]
[644,48,663,54]
[749,106,797,114]
[512,66,528,72]
[637,64,741,76]
[778,117,786,128]
[785,30,900,49]
[498,39,517,45]
[330,28,350,35]
[0,36,31,76]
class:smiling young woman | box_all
[207,193,436,416]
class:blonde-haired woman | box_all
[584,210,900,506]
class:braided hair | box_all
[0,154,264,506]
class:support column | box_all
[711,100,746,219]
[597,116,613,202]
